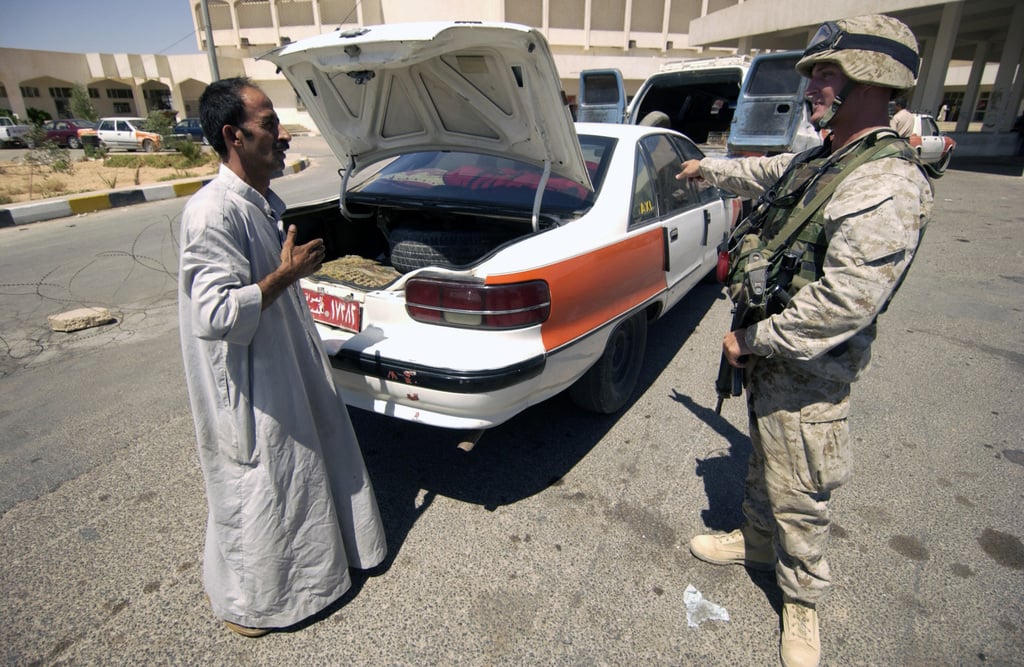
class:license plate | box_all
[303,288,361,333]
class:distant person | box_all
[890,96,914,137]
[178,76,387,637]
[677,15,933,667]
[938,103,949,121]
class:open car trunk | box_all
[283,193,561,288]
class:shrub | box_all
[40,177,67,195]
[26,108,51,125]
[84,143,108,159]
[174,138,204,163]
[25,143,74,174]
[70,84,98,122]
[143,111,174,142]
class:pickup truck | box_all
[0,116,31,147]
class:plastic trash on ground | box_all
[684,584,730,628]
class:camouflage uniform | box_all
[697,142,933,604]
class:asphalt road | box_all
[0,142,1021,666]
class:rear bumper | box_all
[331,348,546,394]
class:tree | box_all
[70,84,98,122]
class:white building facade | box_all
[1,0,1021,153]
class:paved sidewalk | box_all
[0,155,310,228]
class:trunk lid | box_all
[261,21,592,190]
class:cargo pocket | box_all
[799,400,852,493]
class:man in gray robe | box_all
[178,77,387,637]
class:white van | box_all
[578,55,751,153]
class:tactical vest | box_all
[727,130,926,313]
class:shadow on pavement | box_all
[948,155,1024,177]
[349,280,724,573]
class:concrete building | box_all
[1,0,1021,155]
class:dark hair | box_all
[892,96,908,109]
[199,76,255,159]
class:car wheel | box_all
[388,227,515,273]
[24,138,35,148]
[142,139,155,152]
[67,136,81,149]
[569,310,648,414]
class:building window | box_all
[20,86,40,98]
[106,88,134,99]
[88,87,100,98]
[49,87,73,99]
[0,85,7,98]
[113,102,131,114]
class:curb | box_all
[0,156,310,228]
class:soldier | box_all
[677,15,933,667]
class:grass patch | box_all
[105,151,217,170]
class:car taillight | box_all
[405,278,550,329]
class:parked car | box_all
[264,22,741,430]
[906,112,956,172]
[30,119,96,148]
[0,116,31,147]
[171,117,207,144]
[78,117,162,152]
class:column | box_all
[956,41,987,133]
[981,2,1024,132]
[270,0,281,46]
[910,37,935,111]
[228,0,241,49]
[624,0,633,50]
[918,0,962,117]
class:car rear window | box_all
[352,135,615,214]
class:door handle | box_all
[670,228,679,242]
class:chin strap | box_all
[814,80,857,130]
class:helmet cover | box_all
[796,14,919,90]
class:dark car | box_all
[172,117,207,144]
[33,119,96,149]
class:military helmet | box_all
[796,15,920,90]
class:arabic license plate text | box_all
[303,288,361,332]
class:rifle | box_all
[713,250,795,414]
[714,249,768,414]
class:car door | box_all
[915,115,944,164]
[118,120,138,149]
[634,132,715,307]
[97,119,117,148]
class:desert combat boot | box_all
[689,526,775,571]
[781,596,820,667]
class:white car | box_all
[908,112,956,172]
[264,22,739,430]
[80,117,162,152]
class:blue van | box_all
[576,69,627,123]
[727,50,822,156]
